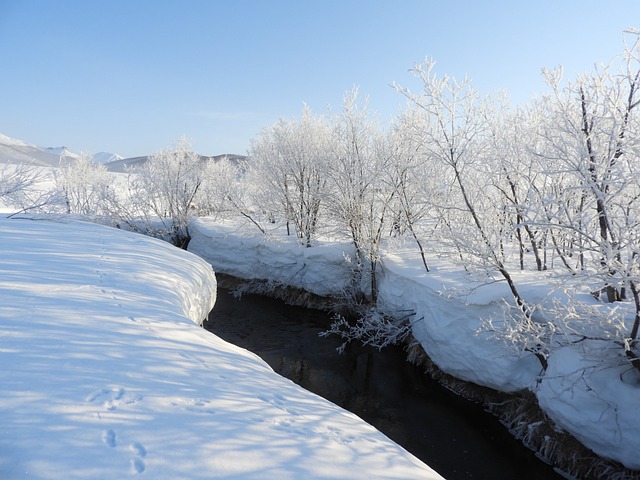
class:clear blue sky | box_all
[0,0,637,157]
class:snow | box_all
[536,341,640,469]
[0,135,77,167]
[0,217,442,479]
[188,217,640,471]
[188,219,355,298]
[378,252,542,392]
[92,151,124,164]
[190,218,541,392]
[0,133,35,148]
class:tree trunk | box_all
[625,280,640,373]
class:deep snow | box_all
[0,218,441,479]
[188,217,640,472]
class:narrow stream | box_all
[204,288,564,480]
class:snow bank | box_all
[0,218,441,480]
[379,251,541,392]
[189,218,354,297]
[536,341,640,469]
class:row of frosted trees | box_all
[7,32,638,371]
[246,33,640,370]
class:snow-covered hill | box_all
[0,133,80,167]
[42,146,81,160]
[102,155,150,172]
[0,133,125,167]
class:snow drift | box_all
[0,218,441,480]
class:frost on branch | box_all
[321,309,414,354]
[482,286,631,373]
[0,162,54,215]
[53,154,115,216]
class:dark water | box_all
[204,289,564,480]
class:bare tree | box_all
[196,155,247,220]
[396,61,532,308]
[535,32,640,301]
[494,31,640,371]
[487,106,545,271]
[396,60,548,368]
[384,107,437,272]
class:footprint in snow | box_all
[85,387,143,410]
[258,393,298,415]
[131,458,145,473]
[102,429,116,448]
[130,442,147,458]
[130,442,147,473]
[178,352,212,369]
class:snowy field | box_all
[189,218,640,472]
[0,217,442,479]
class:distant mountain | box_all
[0,133,33,148]
[92,151,124,164]
[42,146,81,161]
[0,133,80,167]
[0,132,246,172]
[103,156,150,173]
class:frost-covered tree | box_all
[250,106,330,246]
[483,32,640,371]
[531,32,640,366]
[0,162,51,214]
[326,88,395,306]
[205,156,268,234]
[486,106,546,271]
[541,47,640,301]
[396,60,533,320]
[53,154,114,216]
[196,155,247,219]
[127,137,204,248]
[384,107,437,272]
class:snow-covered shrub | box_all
[0,162,54,214]
[52,154,115,216]
[121,137,204,247]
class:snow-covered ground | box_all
[189,217,640,472]
[0,217,442,479]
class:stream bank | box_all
[205,286,565,480]
[206,274,639,480]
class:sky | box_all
[0,0,637,158]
